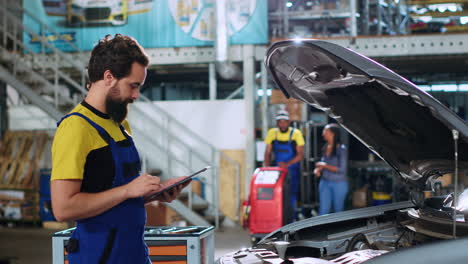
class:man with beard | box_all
[50,34,188,264]
[264,110,305,222]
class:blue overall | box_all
[57,113,149,264]
[272,128,300,220]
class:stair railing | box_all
[0,3,87,108]
[1,1,242,226]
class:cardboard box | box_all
[270,89,287,104]
[352,185,368,208]
[192,179,202,196]
[146,202,182,226]
[21,201,38,220]
[270,90,303,121]
[286,101,303,121]
[270,89,302,105]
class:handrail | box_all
[1,0,224,181]
[131,104,211,166]
[0,1,243,224]
[7,1,241,180]
[5,1,83,54]
[0,6,87,94]
[135,98,242,223]
[0,49,76,107]
[20,25,86,81]
[133,125,208,181]
[5,0,237,175]
[0,16,77,107]
[137,96,241,188]
[139,96,217,155]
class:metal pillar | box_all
[396,0,402,34]
[377,1,383,35]
[405,0,410,34]
[243,45,256,199]
[215,0,228,63]
[363,0,370,35]
[283,0,289,37]
[261,63,268,139]
[350,0,357,37]
[209,63,217,100]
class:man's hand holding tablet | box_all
[144,166,210,203]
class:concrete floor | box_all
[0,225,251,263]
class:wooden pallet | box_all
[0,131,49,189]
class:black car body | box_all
[217,40,468,264]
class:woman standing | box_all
[314,123,349,215]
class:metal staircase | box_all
[0,1,241,227]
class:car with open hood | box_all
[217,40,468,264]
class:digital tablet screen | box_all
[145,166,209,201]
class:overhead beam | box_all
[30,34,468,69]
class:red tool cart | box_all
[244,167,291,243]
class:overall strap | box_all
[57,112,114,144]
[118,124,132,142]
[288,128,295,143]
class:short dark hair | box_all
[87,34,149,84]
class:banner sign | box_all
[24,0,268,52]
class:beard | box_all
[105,86,132,123]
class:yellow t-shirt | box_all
[264,127,305,146]
[51,102,133,192]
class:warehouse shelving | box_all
[408,0,468,33]
[269,0,359,38]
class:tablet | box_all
[145,166,210,201]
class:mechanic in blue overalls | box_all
[264,111,305,222]
[50,34,189,264]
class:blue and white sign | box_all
[24,0,268,52]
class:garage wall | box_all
[132,99,246,149]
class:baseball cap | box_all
[275,111,290,121]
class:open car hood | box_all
[265,40,467,188]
